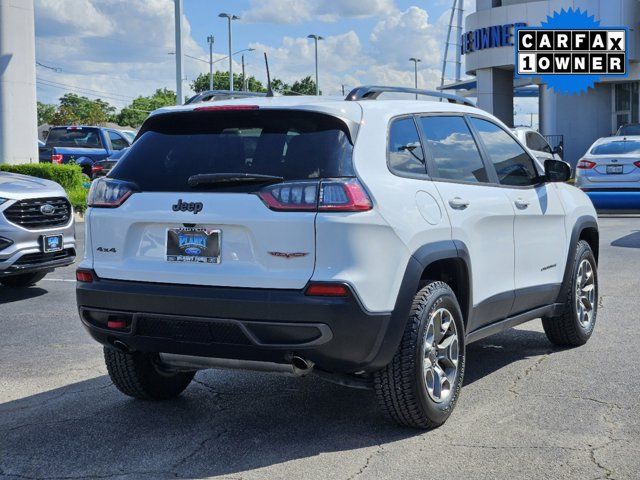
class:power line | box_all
[36,80,136,104]
[36,77,134,102]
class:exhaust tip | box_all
[291,356,313,375]
[112,339,130,353]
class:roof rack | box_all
[345,86,475,107]
[185,90,268,105]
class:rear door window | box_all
[387,117,426,176]
[45,127,103,148]
[470,118,539,186]
[419,116,489,183]
[108,131,129,151]
[110,110,354,191]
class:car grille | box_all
[3,197,71,229]
[135,316,253,345]
[14,248,75,266]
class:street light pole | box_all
[241,54,246,91]
[207,35,215,91]
[174,0,184,105]
[307,34,324,95]
[219,13,239,92]
[409,57,421,99]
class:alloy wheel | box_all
[422,307,459,403]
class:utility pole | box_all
[207,35,215,91]
[307,34,324,95]
[409,58,421,99]
[241,54,246,91]
[219,13,239,92]
[174,0,184,104]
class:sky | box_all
[33,0,537,126]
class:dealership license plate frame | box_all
[41,234,64,253]
[166,227,221,264]
[606,165,624,174]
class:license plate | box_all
[606,165,623,174]
[166,227,221,264]
[42,234,63,253]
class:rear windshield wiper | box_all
[187,173,284,188]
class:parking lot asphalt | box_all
[1,217,639,480]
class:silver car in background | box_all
[0,172,76,287]
[576,135,640,210]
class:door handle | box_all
[514,198,530,209]
[448,197,470,210]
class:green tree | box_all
[290,76,317,95]
[115,88,176,128]
[50,93,115,126]
[270,77,290,95]
[37,102,56,125]
[190,71,265,94]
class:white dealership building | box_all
[443,0,640,166]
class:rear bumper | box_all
[76,276,399,373]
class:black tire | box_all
[374,281,466,429]
[542,240,598,347]
[104,347,195,400]
[0,271,47,287]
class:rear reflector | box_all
[194,105,259,112]
[107,319,128,329]
[76,269,94,283]
[577,159,596,169]
[51,154,63,164]
[305,283,349,297]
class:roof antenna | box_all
[264,52,274,97]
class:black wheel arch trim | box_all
[555,215,599,305]
[368,240,472,370]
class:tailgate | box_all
[90,192,316,289]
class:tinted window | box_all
[617,124,640,136]
[526,132,552,153]
[591,140,640,155]
[388,117,426,176]
[471,118,539,186]
[45,127,103,148]
[110,110,354,191]
[419,116,488,183]
[108,131,129,151]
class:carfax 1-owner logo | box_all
[515,8,627,95]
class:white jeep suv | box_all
[77,86,599,429]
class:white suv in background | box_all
[512,126,562,169]
[77,86,598,429]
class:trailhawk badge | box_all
[268,251,309,259]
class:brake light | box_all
[76,269,94,283]
[257,179,372,212]
[87,178,136,208]
[305,283,349,297]
[51,154,63,164]
[91,164,103,173]
[577,159,596,169]
[634,161,640,168]
[194,105,259,112]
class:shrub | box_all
[0,163,88,213]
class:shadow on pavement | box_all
[0,327,559,479]
[0,285,48,304]
[611,230,640,248]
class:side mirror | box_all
[544,159,571,182]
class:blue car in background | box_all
[576,136,640,211]
[39,126,131,176]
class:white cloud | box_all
[243,0,397,24]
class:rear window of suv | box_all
[110,109,355,191]
[45,127,103,148]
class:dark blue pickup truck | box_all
[39,126,131,176]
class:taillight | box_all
[577,159,596,169]
[634,161,640,168]
[87,177,136,208]
[91,164,103,173]
[305,283,349,297]
[257,178,372,212]
[76,269,94,283]
[51,154,63,164]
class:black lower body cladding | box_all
[76,276,404,373]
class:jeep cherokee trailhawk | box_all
[76,86,599,429]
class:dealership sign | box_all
[460,22,526,54]
[515,9,628,94]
